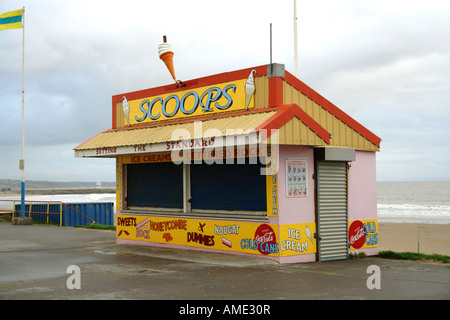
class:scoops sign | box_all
[122,76,255,126]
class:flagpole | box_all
[293,0,299,77]
[20,6,25,217]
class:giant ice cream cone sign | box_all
[244,69,257,110]
[158,35,176,81]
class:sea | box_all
[1,181,449,224]
[377,181,450,224]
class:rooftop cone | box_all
[158,35,176,81]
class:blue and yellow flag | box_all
[0,9,23,31]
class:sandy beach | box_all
[378,223,450,256]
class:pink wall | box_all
[348,151,377,221]
[277,145,316,225]
[276,146,316,263]
[348,151,378,256]
[277,147,378,223]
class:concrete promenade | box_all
[0,223,448,304]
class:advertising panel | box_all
[285,158,308,197]
[120,146,266,165]
[266,172,278,217]
[348,219,379,250]
[279,223,316,256]
[117,215,279,256]
[115,157,123,210]
[117,215,317,258]
[123,78,254,126]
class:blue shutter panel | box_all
[191,159,266,212]
[127,162,183,209]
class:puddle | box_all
[93,250,117,255]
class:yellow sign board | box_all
[125,79,254,126]
[348,219,378,250]
[279,223,316,256]
[117,215,279,256]
[115,157,123,210]
[117,214,317,257]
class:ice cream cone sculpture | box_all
[158,35,176,82]
[244,69,257,110]
[122,96,130,126]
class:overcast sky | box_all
[1,0,449,183]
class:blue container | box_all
[15,202,114,227]
[62,203,114,226]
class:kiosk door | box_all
[316,161,348,261]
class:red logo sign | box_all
[255,224,277,255]
[348,220,366,249]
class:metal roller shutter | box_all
[317,161,348,261]
[190,158,266,212]
[127,162,183,209]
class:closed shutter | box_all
[190,158,266,212]
[317,161,348,261]
[127,162,183,209]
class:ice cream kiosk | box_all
[74,38,381,263]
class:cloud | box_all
[1,0,449,182]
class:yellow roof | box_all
[75,111,277,151]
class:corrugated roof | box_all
[75,111,277,151]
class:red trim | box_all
[283,71,381,147]
[255,104,330,144]
[269,77,283,107]
[112,96,117,129]
[111,64,268,129]
[73,129,109,150]
[112,65,268,105]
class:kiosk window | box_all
[127,162,183,209]
[190,158,266,212]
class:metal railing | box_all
[0,199,110,226]
[0,199,64,225]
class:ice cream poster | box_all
[286,158,308,197]
[279,223,317,256]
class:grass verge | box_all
[379,250,449,263]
